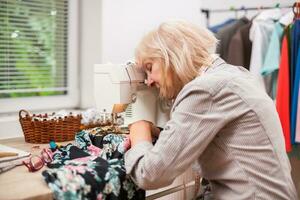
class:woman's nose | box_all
[145,76,154,86]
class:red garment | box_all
[276,34,291,152]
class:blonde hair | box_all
[135,20,218,100]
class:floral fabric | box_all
[42,127,145,200]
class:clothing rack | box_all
[201,4,293,27]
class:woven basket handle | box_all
[19,109,30,119]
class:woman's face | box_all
[141,58,162,88]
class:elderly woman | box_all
[125,20,298,200]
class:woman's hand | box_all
[129,120,153,147]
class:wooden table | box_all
[0,137,63,200]
[0,137,197,200]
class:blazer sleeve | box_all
[124,84,227,190]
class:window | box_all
[0,0,79,113]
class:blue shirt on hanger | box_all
[209,18,236,33]
[291,19,300,144]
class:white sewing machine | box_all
[94,62,170,127]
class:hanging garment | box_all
[276,33,292,152]
[261,11,294,99]
[296,86,300,143]
[216,17,249,61]
[227,21,252,69]
[291,19,300,144]
[209,18,236,33]
[260,22,284,99]
[279,11,294,26]
[249,9,282,93]
[42,128,145,200]
[286,25,293,100]
[291,20,300,95]
[278,11,294,101]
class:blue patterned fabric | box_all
[42,127,145,200]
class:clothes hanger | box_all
[293,2,300,20]
[253,5,261,18]
[241,6,248,18]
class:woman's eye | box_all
[145,63,152,72]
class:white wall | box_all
[80,0,203,108]
[101,0,202,63]
[79,0,102,108]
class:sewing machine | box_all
[94,62,170,127]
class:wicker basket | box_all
[19,109,82,144]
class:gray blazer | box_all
[125,57,298,200]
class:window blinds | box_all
[0,0,68,98]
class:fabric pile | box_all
[42,127,145,200]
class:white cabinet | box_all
[146,167,198,200]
